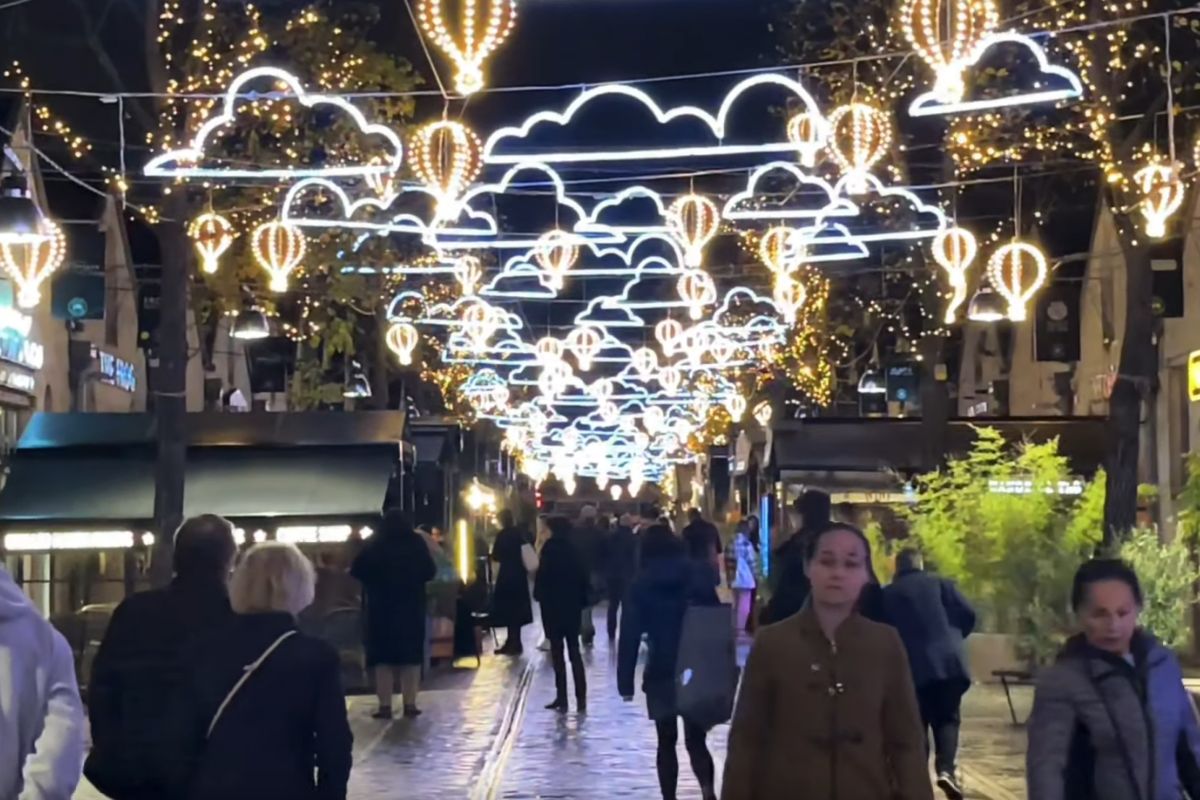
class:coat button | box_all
[811,663,820,672]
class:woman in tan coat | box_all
[722,523,932,800]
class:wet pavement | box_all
[73,609,1029,799]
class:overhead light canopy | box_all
[231,309,270,340]
[967,285,1007,323]
[0,173,48,245]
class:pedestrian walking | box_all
[760,489,830,625]
[85,514,237,799]
[0,564,85,800]
[681,508,722,578]
[883,548,977,800]
[619,524,721,800]
[533,516,590,713]
[722,523,931,800]
[1027,558,1200,800]
[572,505,605,647]
[171,542,352,800]
[601,512,639,641]
[743,515,760,634]
[727,521,759,636]
[351,510,437,719]
[490,509,534,656]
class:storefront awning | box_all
[0,445,397,524]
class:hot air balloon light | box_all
[986,240,1048,322]
[454,255,483,296]
[656,318,683,355]
[643,406,665,435]
[931,227,978,324]
[567,325,602,371]
[753,401,773,428]
[535,336,564,364]
[827,103,892,195]
[786,112,827,168]
[666,194,721,268]
[759,225,803,278]
[0,218,65,309]
[659,366,683,395]
[416,0,517,95]
[677,270,717,320]
[410,120,483,219]
[251,221,307,292]
[534,230,579,290]
[461,303,497,352]
[632,346,658,378]
[1134,162,1184,239]
[900,0,998,104]
[188,212,234,275]
[386,322,420,365]
[773,275,808,324]
[725,394,747,421]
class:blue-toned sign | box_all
[92,347,137,393]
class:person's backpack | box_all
[675,603,739,730]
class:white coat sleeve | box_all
[19,630,85,800]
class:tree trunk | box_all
[371,305,391,410]
[1102,218,1155,546]
[918,335,950,473]
[150,192,191,586]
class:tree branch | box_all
[68,0,157,134]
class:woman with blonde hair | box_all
[173,541,353,800]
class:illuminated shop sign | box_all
[0,367,36,394]
[0,329,43,371]
[3,531,155,551]
[92,346,137,393]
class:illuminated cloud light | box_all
[790,223,871,263]
[908,33,1084,118]
[429,162,626,251]
[576,297,648,330]
[806,173,949,244]
[723,161,857,222]
[421,296,524,332]
[144,67,404,179]
[282,178,495,239]
[480,262,558,299]
[577,186,671,235]
[483,73,826,165]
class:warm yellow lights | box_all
[454,255,483,296]
[677,270,717,320]
[0,219,65,309]
[987,240,1048,322]
[567,325,602,371]
[461,304,497,352]
[386,322,420,365]
[901,0,998,104]
[759,225,803,279]
[456,519,470,582]
[464,479,496,511]
[786,112,826,167]
[188,212,234,275]
[752,400,773,428]
[725,394,747,421]
[666,194,721,268]
[827,102,892,194]
[773,275,808,324]
[416,0,517,95]
[251,220,307,292]
[409,120,483,217]
[1133,162,1184,239]
[932,227,978,324]
[534,230,579,290]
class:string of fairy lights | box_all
[2,0,1199,496]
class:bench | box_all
[993,669,1035,725]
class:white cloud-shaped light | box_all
[724,161,858,222]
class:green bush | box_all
[1117,527,1199,651]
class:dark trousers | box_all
[504,624,523,652]
[918,681,965,775]
[654,717,715,800]
[549,633,586,703]
[605,577,628,640]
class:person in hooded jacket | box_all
[490,510,534,656]
[0,565,85,800]
[760,489,830,625]
[351,510,437,719]
[533,516,590,713]
[618,525,720,800]
[86,514,237,799]
[172,542,352,800]
[1027,558,1200,800]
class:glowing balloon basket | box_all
[252,221,307,293]
[827,103,892,195]
[410,120,483,219]
[986,240,1047,322]
[416,0,517,95]
[900,0,998,104]
[386,322,420,365]
[931,227,978,324]
[1134,163,1184,239]
[666,194,721,268]
[0,218,66,309]
[188,212,234,275]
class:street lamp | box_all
[231,309,270,340]
[967,284,1007,322]
[0,173,48,244]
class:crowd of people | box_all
[4,495,1200,800]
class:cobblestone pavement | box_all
[74,611,1031,800]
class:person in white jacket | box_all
[0,565,85,800]
[727,521,760,635]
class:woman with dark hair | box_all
[619,525,721,800]
[761,489,831,624]
[1027,558,1200,800]
[722,523,931,800]
[533,517,589,712]
[490,509,533,656]
[351,511,436,719]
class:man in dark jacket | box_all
[571,505,605,646]
[533,517,590,712]
[85,515,237,799]
[351,510,437,719]
[600,513,639,642]
[761,489,830,625]
[681,508,721,564]
[882,548,977,800]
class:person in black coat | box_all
[491,509,534,656]
[172,542,352,800]
[533,516,590,713]
[85,515,237,800]
[351,509,437,719]
[761,489,830,625]
[882,548,977,798]
[618,525,720,800]
[600,513,640,641]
